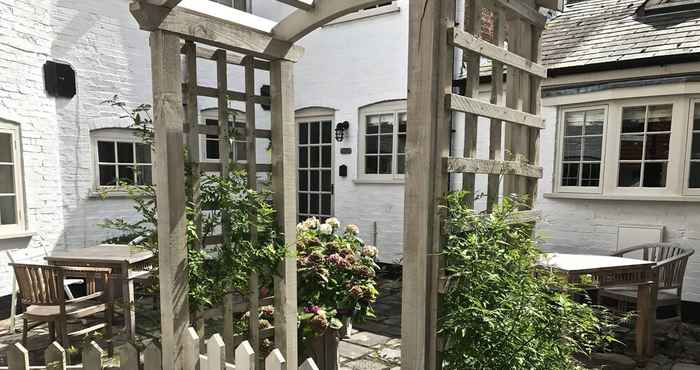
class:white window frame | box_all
[553,96,696,199]
[91,128,152,190]
[683,97,700,196]
[357,100,407,182]
[554,105,609,194]
[198,108,248,165]
[0,121,26,234]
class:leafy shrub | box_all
[440,192,620,370]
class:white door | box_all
[297,117,334,222]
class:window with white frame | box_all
[209,0,247,11]
[555,96,700,198]
[688,101,700,190]
[199,109,248,164]
[0,121,25,232]
[92,129,152,188]
[358,100,407,180]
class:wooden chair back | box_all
[10,263,65,306]
[613,242,695,290]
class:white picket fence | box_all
[1,327,318,370]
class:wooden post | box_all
[461,0,482,208]
[486,7,506,212]
[118,343,140,370]
[402,0,455,368]
[45,342,67,370]
[150,29,190,370]
[245,56,261,366]
[184,40,202,251]
[7,343,29,370]
[270,59,299,367]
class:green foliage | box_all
[439,192,620,370]
[100,97,284,315]
[295,218,380,344]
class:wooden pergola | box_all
[128,0,566,369]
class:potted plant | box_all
[296,217,379,370]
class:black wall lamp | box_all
[335,121,350,142]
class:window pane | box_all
[645,133,670,160]
[299,147,308,168]
[366,115,379,134]
[235,142,247,162]
[582,136,602,161]
[298,170,308,191]
[309,193,319,214]
[0,195,16,225]
[365,156,378,174]
[299,193,308,214]
[322,121,332,144]
[564,111,584,136]
[136,165,152,185]
[622,106,646,133]
[378,155,392,174]
[694,103,700,131]
[322,146,331,168]
[321,194,331,215]
[321,170,331,192]
[0,165,14,193]
[581,163,600,187]
[310,121,320,144]
[643,162,667,188]
[380,114,394,134]
[647,105,672,132]
[117,142,134,163]
[0,133,12,162]
[366,136,378,154]
[397,133,406,154]
[619,135,644,160]
[618,163,641,187]
[561,163,579,187]
[310,146,320,168]
[380,135,393,154]
[397,154,405,174]
[98,141,116,163]
[135,143,151,163]
[691,133,700,160]
[310,170,319,191]
[299,122,309,145]
[118,165,135,185]
[398,113,407,133]
[585,110,605,135]
[206,139,220,159]
[99,165,117,186]
[563,137,581,161]
[690,162,700,188]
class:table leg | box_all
[636,282,657,357]
[122,265,136,340]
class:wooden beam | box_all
[445,158,543,178]
[536,0,565,11]
[141,5,304,61]
[150,30,189,370]
[183,41,202,255]
[446,94,545,129]
[449,27,547,78]
[270,60,298,367]
[277,0,314,10]
[145,0,182,8]
[461,0,482,208]
[200,162,271,173]
[179,44,271,70]
[494,0,546,28]
[273,0,390,43]
[487,7,507,212]
[402,0,454,368]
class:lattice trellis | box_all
[402,0,561,369]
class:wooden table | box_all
[540,253,658,357]
[46,244,154,340]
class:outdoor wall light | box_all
[335,121,350,142]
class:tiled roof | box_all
[542,0,700,70]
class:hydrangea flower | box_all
[325,217,340,229]
[303,217,320,230]
[362,245,378,258]
[319,223,333,235]
[345,224,359,235]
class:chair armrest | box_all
[655,254,692,269]
[610,245,645,257]
[66,291,104,304]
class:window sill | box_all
[88,190,140,199]
[543,192,700,202]
[324,4,400,27]
[0,231,33,240]
[353,178,405,185]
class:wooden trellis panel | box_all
[403,0,552,369]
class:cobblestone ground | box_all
[338,274,402,370]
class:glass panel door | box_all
[298,119,333,222]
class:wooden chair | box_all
[10,263,114,350]
[599,242,695,319]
